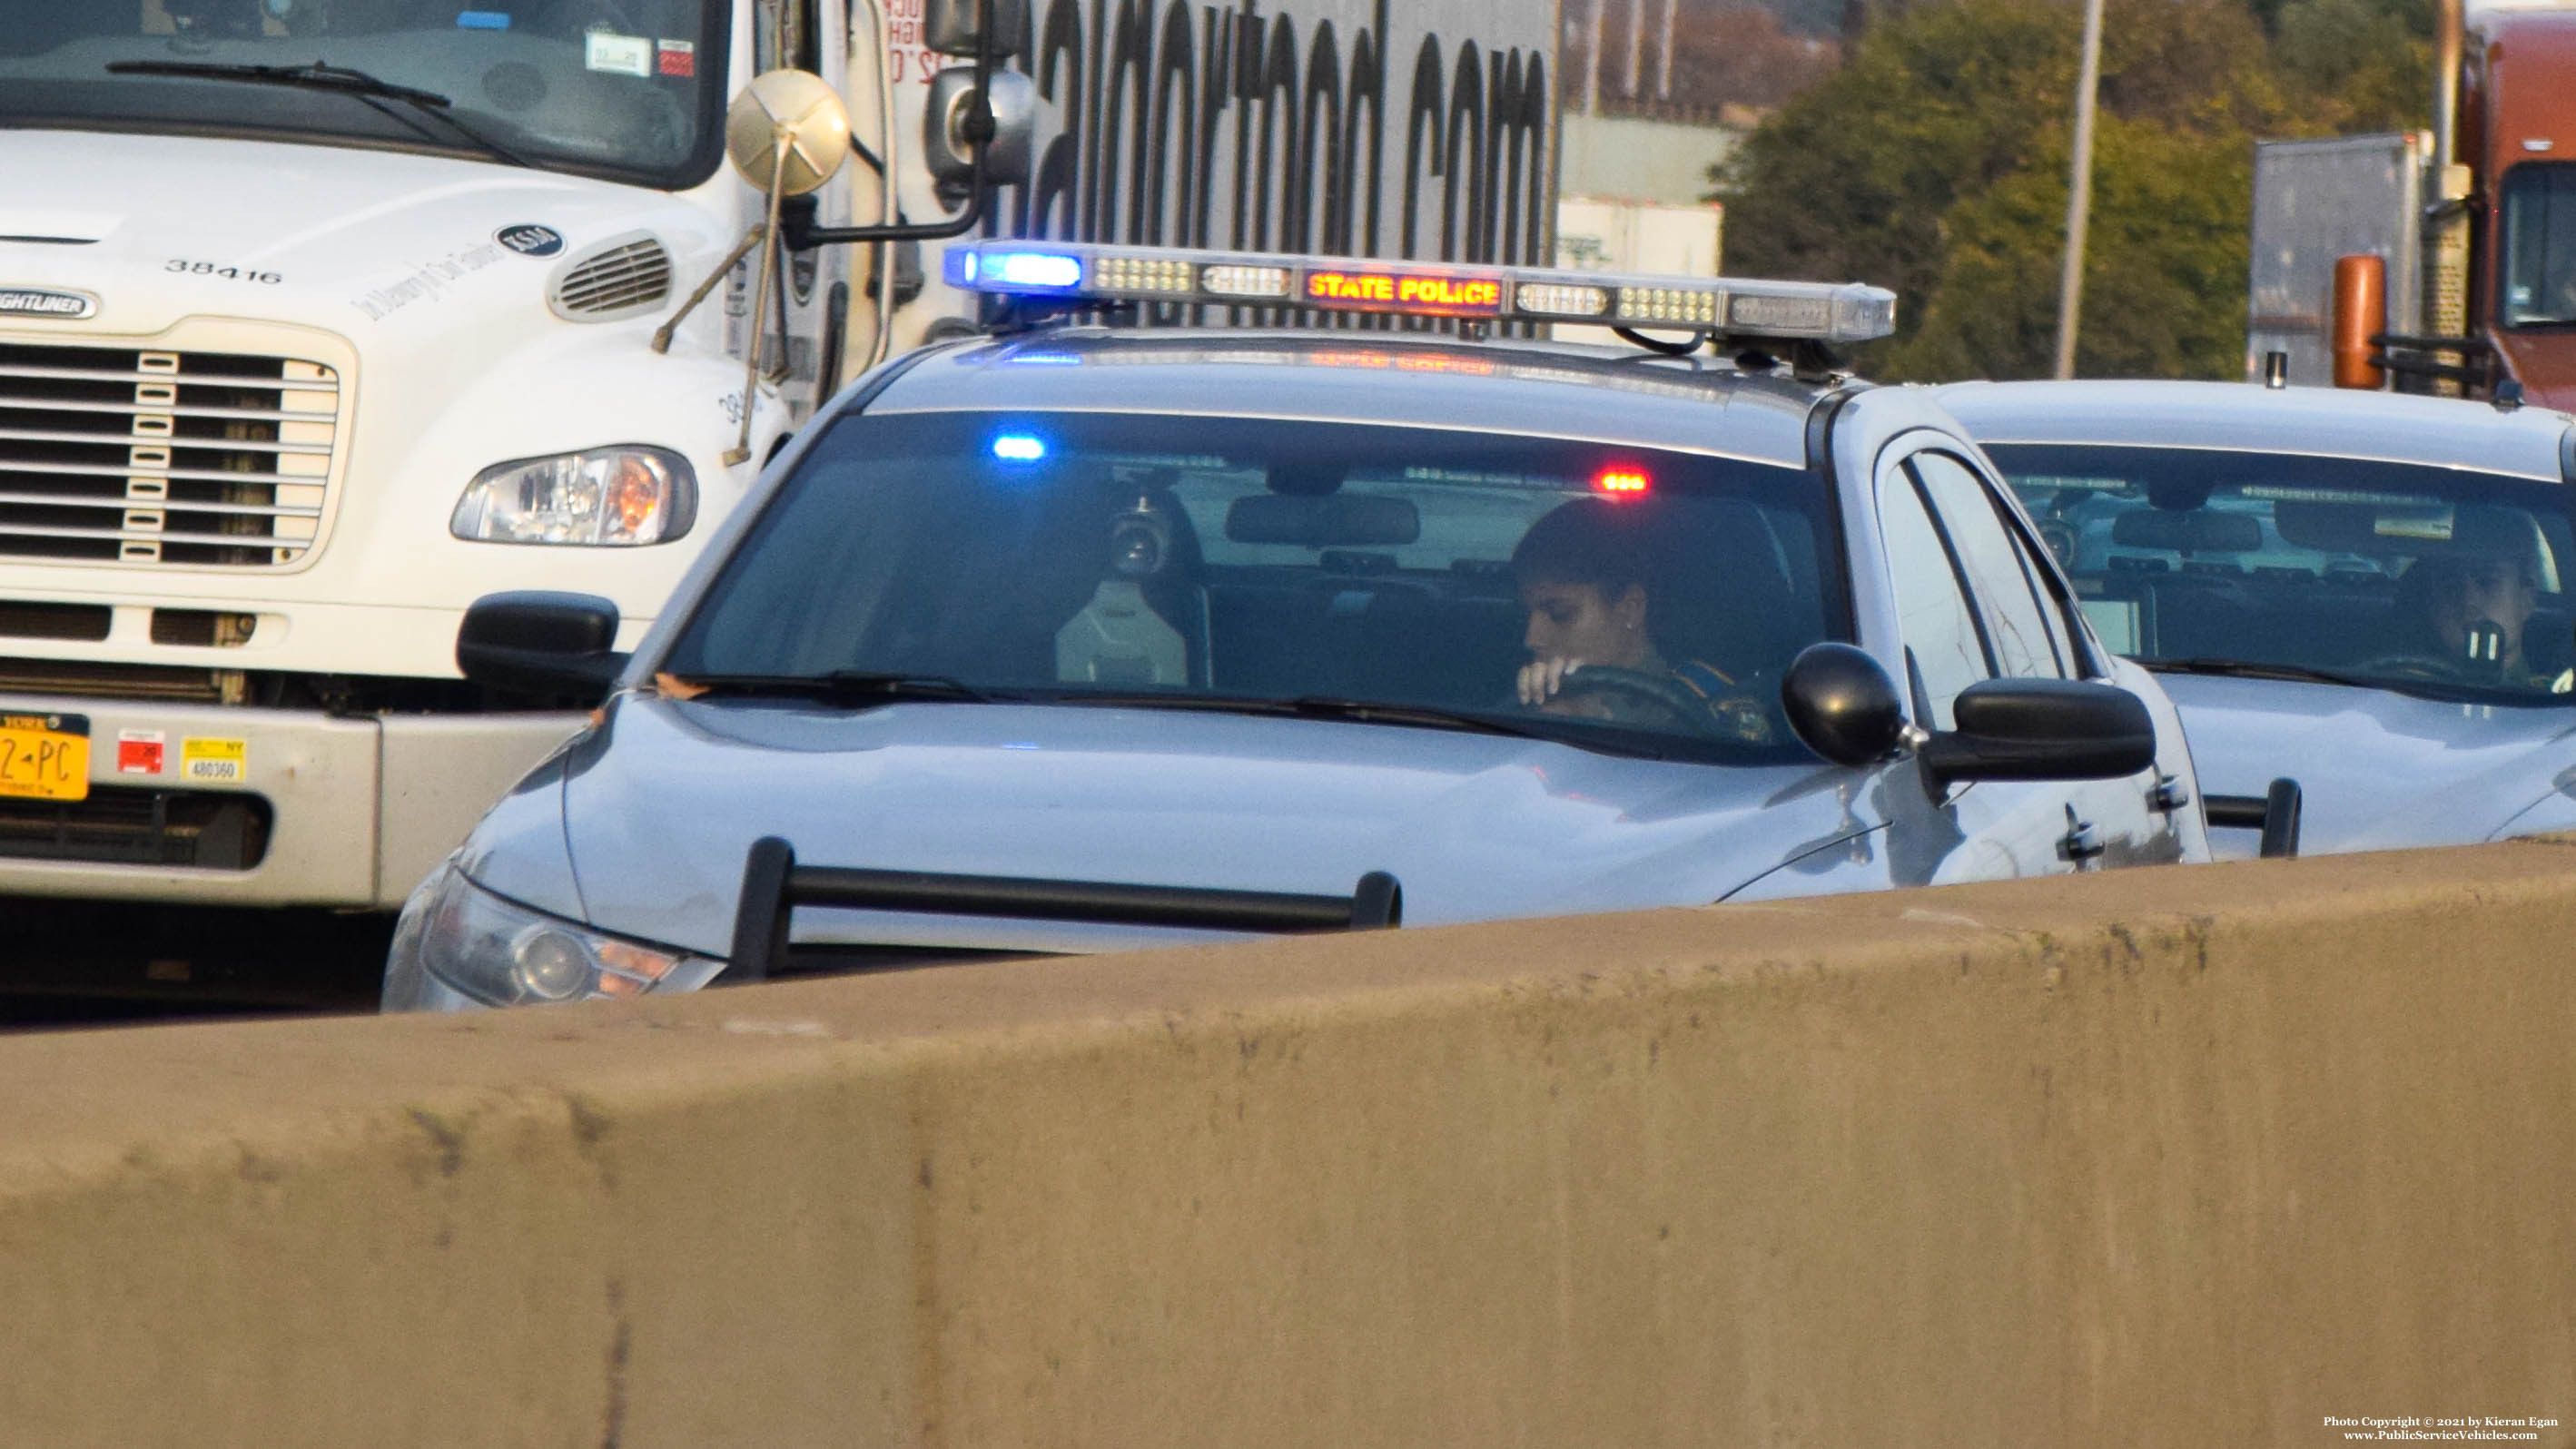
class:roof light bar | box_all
[942,242,1898,344]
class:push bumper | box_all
[0,695,583,908]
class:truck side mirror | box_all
[923,0,1027,58]
[923,67,1036,190]
[1917,678,2156,794]
[724,68,851,196]
[2330,252,2387,390]
[1781,643,1907,767]
[458,592,627,702]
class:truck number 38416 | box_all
[165,260,284,284]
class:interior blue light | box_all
[992,433,1047,462]
[982,251,1084,290]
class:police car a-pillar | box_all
[385,243,2207,1010]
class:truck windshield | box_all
[2501,163,2576,329]
[0,0,729,188]
[663,410,1841,763]
[1987,443,2576,705]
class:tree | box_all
[1707,0,2318,380]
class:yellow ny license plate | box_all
[0,713,90,802]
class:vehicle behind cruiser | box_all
[1943,378,2576,859]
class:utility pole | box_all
[1656,0,1676,99]
[1584,0,1604,113]
[1624,0,1646,100]
[2052,0,2104,380]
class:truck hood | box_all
[2494,330,2576,416]
[0,129,726,339]
[2158,673,2576,854]
[531,695,1870,960]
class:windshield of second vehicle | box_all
[1986,443,2576,703]
[664,411,1842,760]
[2502,162,2576,329]
[0,0,726,185]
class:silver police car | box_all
[1941,379,2576,859]
[383,244,2207,1010]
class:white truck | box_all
[0,1,1554,944]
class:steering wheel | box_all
[1535,665,1733,736]
[2349,652,2482,684]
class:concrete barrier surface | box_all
[4,842,2576,1447]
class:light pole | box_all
[2052,0,2104,379]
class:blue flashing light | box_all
[992,433,1047,463]
[976,251,1084,291]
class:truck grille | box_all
[0,341,341,568]
[0,784,270,869]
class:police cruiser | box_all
[385,244,2210,1009]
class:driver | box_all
[1511,497,1774,742]
[2395,552,2573,690]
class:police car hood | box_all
[2159,673,2576,854]
[0,130,726,338]
[538,695,1860,960]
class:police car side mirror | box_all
[1917,678,2156,794]
[458,592,627,704]
[1781,644,1907,767]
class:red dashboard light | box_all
[1594,468,1651,497]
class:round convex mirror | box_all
[725,69,852,195]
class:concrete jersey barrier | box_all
[3,843,2574,1446]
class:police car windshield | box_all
[666,410,1841,762]
[0,0,727,187]
[1987,444,2576,705]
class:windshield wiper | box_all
[1058,691,1656,750]
[2146,656,2562,705]
[2145,657,2379,690]
[104,60,538,168]
[669,672,1009,705]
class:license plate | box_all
[0,713,90,802]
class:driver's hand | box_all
[1517,656,1584,705]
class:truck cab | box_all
[2465,4,2576,409]
[0,0,862,911]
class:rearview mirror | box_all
[1226,493,1421,547]
[923,0,1028,57]
[458,591,627,702]
[1918,678,2156,794]
[923,67,1036,189]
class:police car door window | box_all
[2007,521,2086,675]
[1877,466,1991,731]
[1910,452,2064,679]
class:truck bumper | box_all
[0,695,582,909]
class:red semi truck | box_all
[2248,1,2576,408]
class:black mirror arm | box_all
[785,0,998,249]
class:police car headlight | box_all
[390,861,720,1007]
[452,446,696,546]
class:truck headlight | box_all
[387,860,723,1008]
[451,446,696,546]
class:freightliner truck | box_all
[2247,0,2576,409]
[0,0,1555,990]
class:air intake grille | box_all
[551,236,674,320]
[0,342,340,568]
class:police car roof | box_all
[1934,379,2576,484]
[863,328,1833,470]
